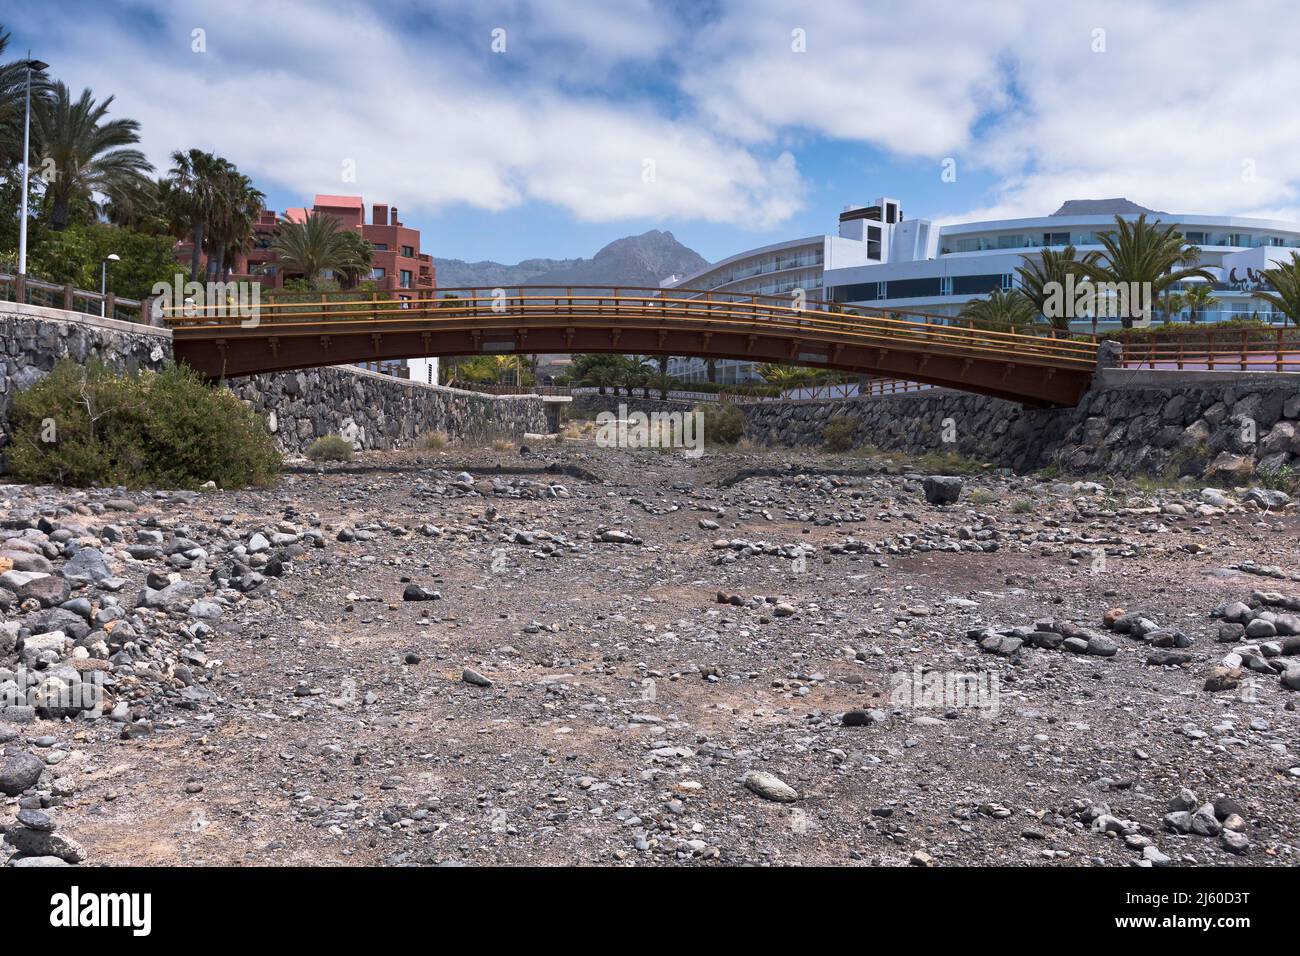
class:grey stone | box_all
[922,476,963,505]
[743,770,798,803]
[0,752,44,795]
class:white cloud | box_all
[23,0,803,227]
[16,0,1300,233]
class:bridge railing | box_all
[163,286,1099,370]
[1114,326,1300,372]
[0,272,145,324]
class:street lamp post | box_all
[100,254,120,316]
[17,55,49,278]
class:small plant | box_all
[491,438,515,452]
[1257,462,1297,492]
[1011,498,1036,514]
[913,451,984,475]
[700,404,745,446]
[822,417,858,453]
[306,434,354,462]
[418,430,448,451]
[969,488,997,506]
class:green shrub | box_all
[418,430,448,451]
[7,359,280,489]
[822,417,858,452]
[306,434,354,462]
[1257,462,1296,492]
[700,404,745,446]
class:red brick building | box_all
[172,194,436,296]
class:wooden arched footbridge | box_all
[165,286,1100,406]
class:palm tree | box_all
[203,167,265,279]
[1180,282,1218,324]
[1072,214,1214,328]
[334,229,373,288]
[102,175,162,232]
[958,288,1040,329]
[1015,245,1100,329]
[1253,251,1300,326]
[167,149,228,281]
[270,212,370,289]
[0,29,52,169]
[757,363,810,387]
[33,82,152,230]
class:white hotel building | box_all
[663,198,1300,384]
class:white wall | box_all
[408,357,440,385]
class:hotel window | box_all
[400,270,413,288]
[877,281,888,299]
[1000,274,1014,291]
[402,245,415,257]
[940,276,953,296]
[371,267,386,279]
[867,225,882,260]
[1185,231,1207,244]
[1043,232,1069,246]
[373,243,388,250]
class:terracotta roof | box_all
[313,194,364,208]
[284,207,308,223]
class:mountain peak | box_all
[434,231,708,289]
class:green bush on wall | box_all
[822,417,858,452]
[6,359,281,489]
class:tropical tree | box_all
[1253,251,1300,326]
[1015,245,1100,330]
[167,149,224,280]
[0,28,52,170]
[756,363,812,388]
[32,82,152,230]
[1071,214,1215,327]
[958,288,1040,329]
[203,166,265,279]
[1180,283,1218,324]
[333,228,373,288]
[270,211,370,289]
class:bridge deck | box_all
[165,286,1099,406]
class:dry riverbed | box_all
[1,444,1298,867]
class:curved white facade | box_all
[824,203,1300,327]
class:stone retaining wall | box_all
[739,368,1300,484]
[229,367,547,455]
[567,393,701,419]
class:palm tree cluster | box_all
[166,148,266,281]
[567,354,669,396]
[962,214,1218,331]
[0,28,380,294]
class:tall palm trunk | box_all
[190,223,204,281]
[51,196,70,231]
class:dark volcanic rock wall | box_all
[230,367,547,455]
[738,373,1300,484]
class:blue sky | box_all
[7,0,1298,265]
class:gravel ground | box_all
[2,443,1298,867]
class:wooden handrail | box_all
[161,288,1099,365]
